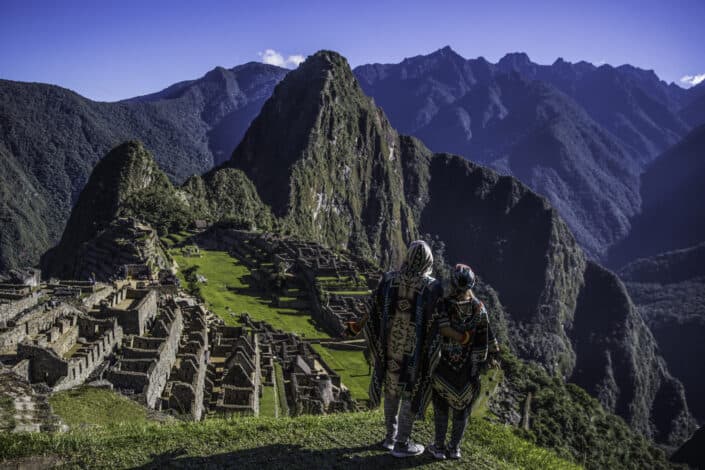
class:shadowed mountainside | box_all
[608,124,705,268]
[620,243,705,423]
[354,47,694,259]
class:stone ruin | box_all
[91,287,158,336]
[205,324,261,416]
[160,303,209,420]
[70,217,170,282]
[0,226,368,431]
[240,314,355,416]
[106,299,183,408]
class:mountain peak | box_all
[497,52,533,71]
[225,49,416,265]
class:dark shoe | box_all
[391,441,425,458]
[427,442,446,460]
[448,447,462,459]
[380,438,395,451]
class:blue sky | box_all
[0,0,703,101]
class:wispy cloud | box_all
[680,73,705,87]
[258,49,305,69]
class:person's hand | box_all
[343,321,362,338]
[486,351,501,370]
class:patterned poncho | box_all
[431,291,498,410]
[363,271,444,416]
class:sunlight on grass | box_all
[171,248,371,401]
[49,387,152,428]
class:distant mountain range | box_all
[354,47,702,259]
[3,47,703,272]
[608,124,705,267]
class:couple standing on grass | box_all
[345,240,500,460]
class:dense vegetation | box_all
[499,352,673,469]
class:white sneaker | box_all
[427,443,446,460]
[391,441,425,458]
[380,438,395,451]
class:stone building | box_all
[15,313,123,390]
[92,287,158,335]
[206,324,261,416]
[106,303,183,408]
[160,303,209,420]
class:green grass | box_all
[171,250,323,337]
[0,410,581,469]
[172,247,373,402]
[274,363,289,418]
[0,395,16,432]
[260,386,277,418]
[312,345,370,401]
[471,369,504,419]
[49,387,152,428]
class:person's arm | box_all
[440,325,473,345]
[344,277,383,337]
[434,290,473,345]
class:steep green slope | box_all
[0,144,51,270]
[226,51,417,267]
[621,243,705,423]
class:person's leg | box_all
[394,398,414,444]
[383,391,401,444]
[391,396,425,457]
[432,391,449,447]
[448,405,472,458]
[428,391,449,459]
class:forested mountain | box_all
[0,62,286,270]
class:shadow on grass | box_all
[132,443,437,469]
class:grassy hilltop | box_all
[0,409,579,469]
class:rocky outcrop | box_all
[226,51,419,267]
[41,141,180,278]
[570,261,695,445]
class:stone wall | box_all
[0,304,76,354]
[0,291,40,324]
[161,304,208,420]
[106,305,183,408]
[206,325,261,416]
[96,288,157,335]
[17,314,123,390]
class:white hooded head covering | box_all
[400,240,434,280]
